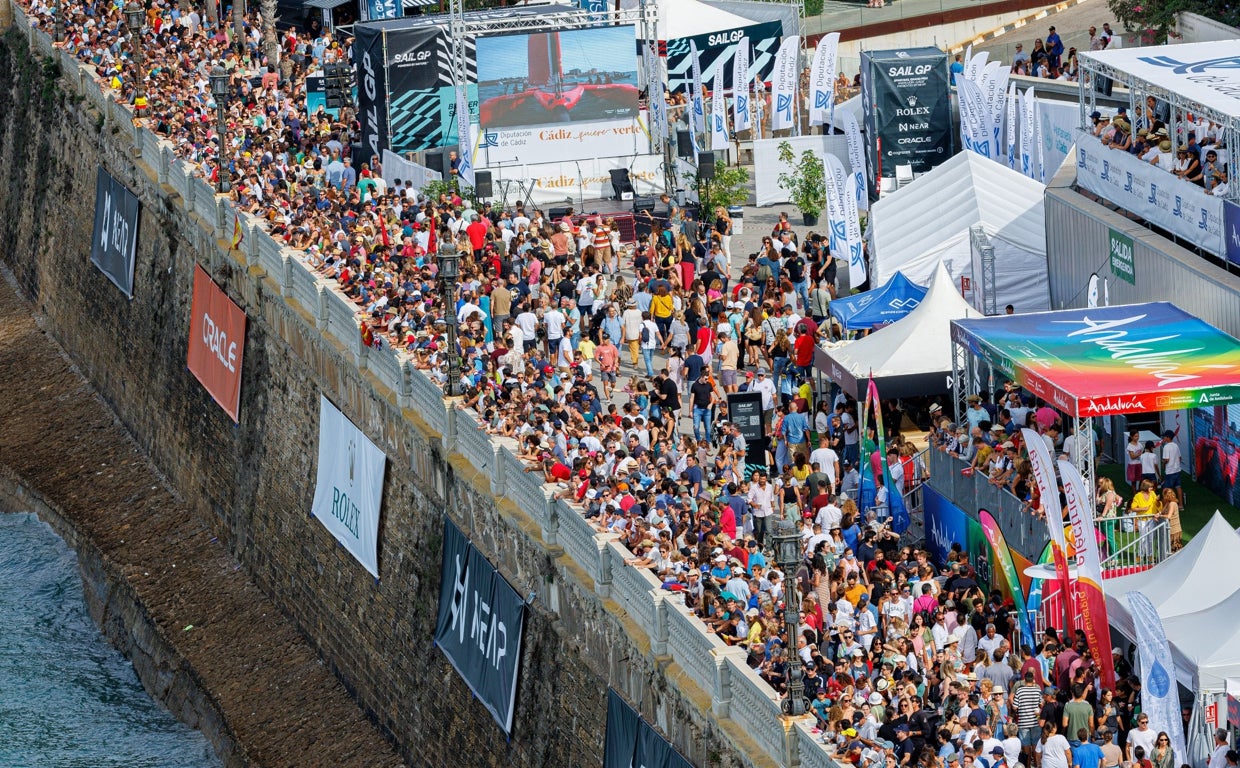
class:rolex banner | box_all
[860,47,953,198]
[435,518,526,735]
[311,395,386,578]
[90,167,140,298]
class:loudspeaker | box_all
[474,170,493,198]
[698,152,716,180]
[609,168,634,201]
[632,196,657,214]
[549,206,572,220]
[676,129,693,158]
[425,149,449,176]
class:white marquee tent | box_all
[814,262,978,399]
[869,151,1051,313]
[621,0,754,42]
[1105,513,1240,688]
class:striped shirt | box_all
[1012,683,1043,728]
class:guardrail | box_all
[926,448,1050,559]
[1098,514,1171,572]
[16,10,847,762]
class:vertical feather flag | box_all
[1059,459,1117,689]
[809,33,839,127]
[455,88,475,188]
[689,40,706,137]
[710,66,730,152]
[1022,427,1074,633]
[733,38,751,133]
[1127,591,1189,768]
[869,377,909,533]
[771,35,799,132]
[840,111,868,211]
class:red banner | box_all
[1059,459,1116,689]
[187,265,246,422]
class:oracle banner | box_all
[187,265,246,422]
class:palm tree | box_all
[261,0,279,69]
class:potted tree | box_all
[776,141,826,226]
[694,160,751,218]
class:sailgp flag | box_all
[711,67,730,151]
[772,35,799,132]
[733,38,751,133]
[809,33,839,126]
[689,40,706,137]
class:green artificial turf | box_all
[1095,462,1240,540]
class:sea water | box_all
[0,512,220,767]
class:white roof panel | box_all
[1081,40,1240,121]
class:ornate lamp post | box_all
[438,240,461,397]
[772,518,805,717]
[210,65,231,194]
[123,1,146,116]
[52,0,63,43]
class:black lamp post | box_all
[210,65,230,194]
[438,240,461,397]
[52,0,63,43]
[123,1,146,116]
[772,518,806,717]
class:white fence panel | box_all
[500,447,548,524]
[667,601,728,696]
[453,408,495,476]
[366,343,403,394]
[286,259,323,320]
[726,662,787,760]
[322,288,360,353]
[556,500,601,582]
[606,542,659,637]
[408,366,447,436]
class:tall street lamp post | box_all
[772,518,806,717]
[438,241,461,397]
[123,1,146,116]
[210,65,231,194]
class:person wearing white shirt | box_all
[978,623,1004,660]
[752,368,777,413]
[1039,723,1073,768]
[815,500,843,532]
[1208,729,1230,768]
[809,440,841,488]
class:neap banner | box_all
[311,395,386,578]
[604,689,693,768]
[187,265,246,422]
[435,518,526,735]
[90,166,140,298]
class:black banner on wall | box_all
[664,21,782,95]
[434,518,525,735]
[90,167,140,298]
[726,391,766,469]
[354,24,390,168]
[861,47,953,199]
[604,689,693,768]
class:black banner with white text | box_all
[90,167,140,297]
[433,518,525,735]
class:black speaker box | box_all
[698,152,716,180]
[474,170,493,198]
[676,129,693,158]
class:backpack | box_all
[641,325,650,343]
[756,262,773,283]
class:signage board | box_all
[434,518,526,735]
[90,167,140,297]
[186,265,246,422]
[1108,228,1136,285]
[726,391,766,470]
[310,396,386,578]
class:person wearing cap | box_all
[1046,26,1064,69]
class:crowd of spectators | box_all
[17,1,1205,763]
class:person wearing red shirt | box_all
[465,215,488,258]
[793,325,816,378]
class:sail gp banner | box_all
[434,518,526,735]
[1075,131,1225,258]
[951,302,1240,418]
[311,396,386,578]
[90,167,140,298]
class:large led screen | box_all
[477,26,640,130]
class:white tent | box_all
[869,152,1051,313]
[1161,588,1240,690]
[621,0,754,41]
[814,262,978,398]
[1105,513,1240,687]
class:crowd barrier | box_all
[13,8,853,762]
[926,448,1050,559]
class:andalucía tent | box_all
[815,262,978,399]
[868,151,1050,313]
[830,271,927,330]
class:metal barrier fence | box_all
[1097,515,1171,573]
[926,448,1050,560]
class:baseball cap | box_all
[991,747,1006,756]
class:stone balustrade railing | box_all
[9,7,848,764]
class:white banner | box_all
[1076,131,1224,255]
[381,150,442,194]
[645,41,667,151]
[965,50,989,84]
[1021,428,1069,555]
[1127,590,1190,764]
[456,88,475,188]
[959,78,992,159]
[1035,98,1047,183]
[824,152,849,257]
[484,155,664,207]
[1038,98,1079,181]
[312,396,386,578]
[733,38,752,133]
[753,134,851,206]
[980,61,1009,154]
[840,111,868,211]
[772,35,800,132]
[843,174,866,286]
[690,40,706,137]
[1020,87,1036,180]
[1006,81,1018,170]
[480,115,650,165]
[711,90,730,151]
[809,32,839,126]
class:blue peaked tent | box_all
[829,271,927,330]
